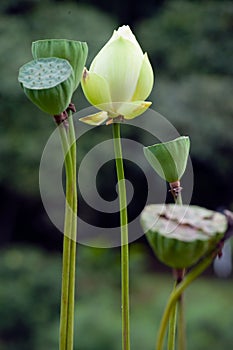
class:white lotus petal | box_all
[90,37,143,102]
[132,53,154,101]
[79,111,108,125]
[81,69,113,111]
[117,100,152,119]
[111,25,143,54]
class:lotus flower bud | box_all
[80,25,154,125]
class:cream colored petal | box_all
[90,26,143,73]
[90,38,143,102]
[132,53,154,101]
[117,101,152,120]
[79,111,108,126]
[113,25,143,54]
[81,69,112,110]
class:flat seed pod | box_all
[140,204,227,268]
[32,39,88,90]
[18,57,75,115]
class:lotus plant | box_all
[141,137,231,350]
[18,39,88,350]
[80,25,154,350]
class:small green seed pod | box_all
[144,136,190,183]
[18,57,75,115]
[140,204,227,269]
[31,39,88,91]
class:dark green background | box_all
[0,0,232,349]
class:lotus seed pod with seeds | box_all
[32,39,88,91]
[144,136,190,183]
[140,204,227,269]
[18,57,75,115]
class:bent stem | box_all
[58,113,77,350]
[112,122,130,350]
[167,269,185,350]
[156,252,216,350]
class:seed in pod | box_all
[18,57,75,115]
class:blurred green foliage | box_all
[0,0,232,203]
[152,76,233,174]
[136,0,233,207]
[137,1,233,76]
[0,246,61,349]
[0,1,116,193]
[0,1,233,348]
[0,245,232,349]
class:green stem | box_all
[156,252,216,350]
[175,193,183,205]
[66,114,77,350]
[173,192,185,350]
[169,185,185,350]
[60,236,71,349]
[59,123,73,350]
[58,113,77,350]
[177,292,186,350]
[167,282,178,350]
[112,122,130,350]
[164,186,184,350]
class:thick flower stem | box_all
[66,114,77,350]
[58,113,77,350]
[112,122,130,350]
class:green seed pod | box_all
[31,39,88,91]
[140,204,227,269]
[144,136,190,183]
[18,57,75,115]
